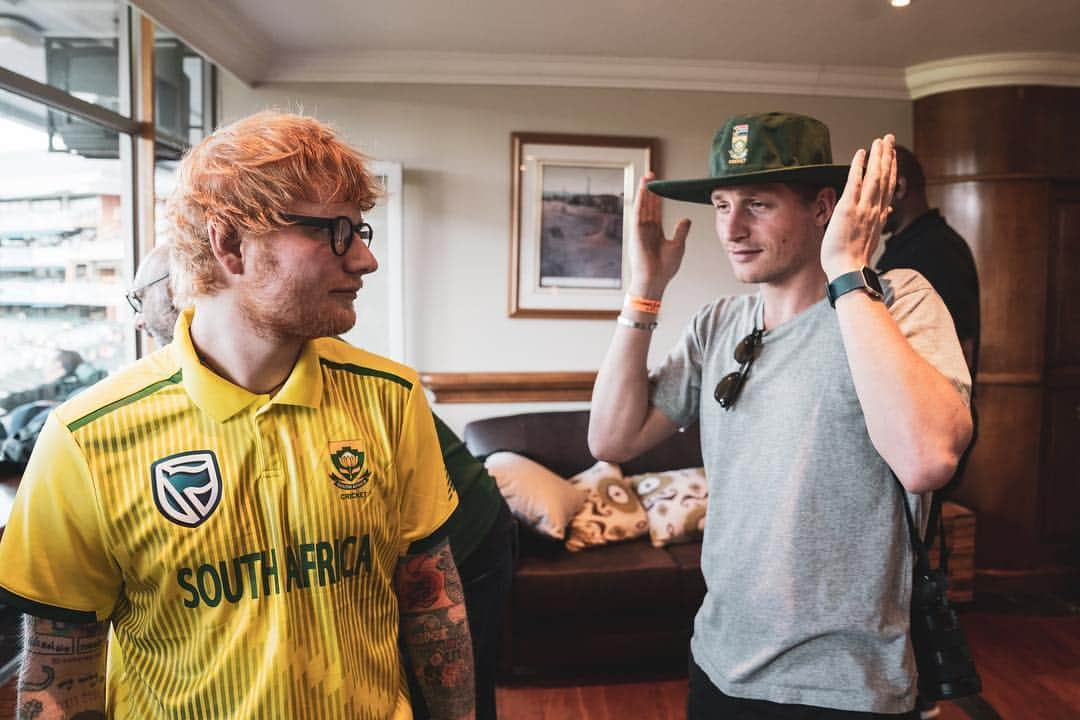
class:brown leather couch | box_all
[463,410,705,677]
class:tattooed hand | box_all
[18,699,43,720]
[399,554,447,610]
[396,539,476,720]
[18,616,109,719]
[19,665,55,693]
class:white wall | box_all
[220,78,911,432]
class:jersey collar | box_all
[172,308,323,423]
[272,342,323,410]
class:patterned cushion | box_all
[564,461,649,552]
[484,451,587,540]
[627,467,708,548]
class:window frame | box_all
[0,4,216,363]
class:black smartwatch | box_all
[826,266,884,307]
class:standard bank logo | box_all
[151,451,222,527]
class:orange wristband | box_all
[625,294,662,314]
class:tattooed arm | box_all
[395,539,475,720]
[18,616,108,720]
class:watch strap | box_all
[826,267,883,307]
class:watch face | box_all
[861,266,884,297]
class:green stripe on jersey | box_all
[318,359,412,390]
[67,370,183,432]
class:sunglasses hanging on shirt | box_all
[714,327,764,410]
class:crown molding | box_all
[906,52,1080,99]
[127,0,271,87]
[123,6,1080,103]
[263,50,910,100]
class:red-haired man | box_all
[0,111,474,720]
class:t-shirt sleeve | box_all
[883,269,972,405]
[649,306,708,429]
[902,246,980,344]
[0,412,121,622]
[396,384,458,555]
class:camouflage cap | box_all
[648,112,850,204]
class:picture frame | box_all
[509,132,658,318]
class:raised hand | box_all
[629,171,691,298]
[820,134,897,280]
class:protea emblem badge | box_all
[729,123,750,165]
[329,441,371,491]
[151,451,222,528]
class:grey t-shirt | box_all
[651,269,971,714]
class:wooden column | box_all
[914,86,1080,592]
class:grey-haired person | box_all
[126,242,180,345]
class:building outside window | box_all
[0,3,215,419]
[0,92,124,407]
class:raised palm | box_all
[630,172,691,295]
[821,135,897,279]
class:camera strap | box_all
[895,475,938,579]
[895,473,984,701]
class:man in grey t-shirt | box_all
[589,113,972,718]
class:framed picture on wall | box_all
[509,132,658,318]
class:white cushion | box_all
[484,452,587,541]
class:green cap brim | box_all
[647,164,850,205]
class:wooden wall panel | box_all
[915,86,1080,179]
[916,86,1080,589]
[1048,188,1080,368]
[1040,387,1080,546]
[955,384,1043,570]
[1040,180,1080,556]
[915,88,1016,177]
[928,181,1050,377]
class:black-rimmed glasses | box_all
[125,272,169,313]
[281,213,374,256]
[714,327,764,410]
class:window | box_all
[0,90,126,409]
[155,31,214,243]
[0,1,125,117]
[0,6,216,415]
[154,28,213,150]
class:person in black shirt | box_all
[878,145,981,720]
[878,145,980,376]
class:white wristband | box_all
[617,315,658,331]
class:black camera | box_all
[910,568,982,700]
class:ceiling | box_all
[132,0,1080,99]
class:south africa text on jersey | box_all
[176,534,372,608]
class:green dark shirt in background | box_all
[430,414,504,562]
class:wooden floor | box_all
[2,595,1077,719]
[496,597,1080,720]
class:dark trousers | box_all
[688,655,918,720]
[407,499,517,720]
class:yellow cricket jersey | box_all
[0,308,457,719]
